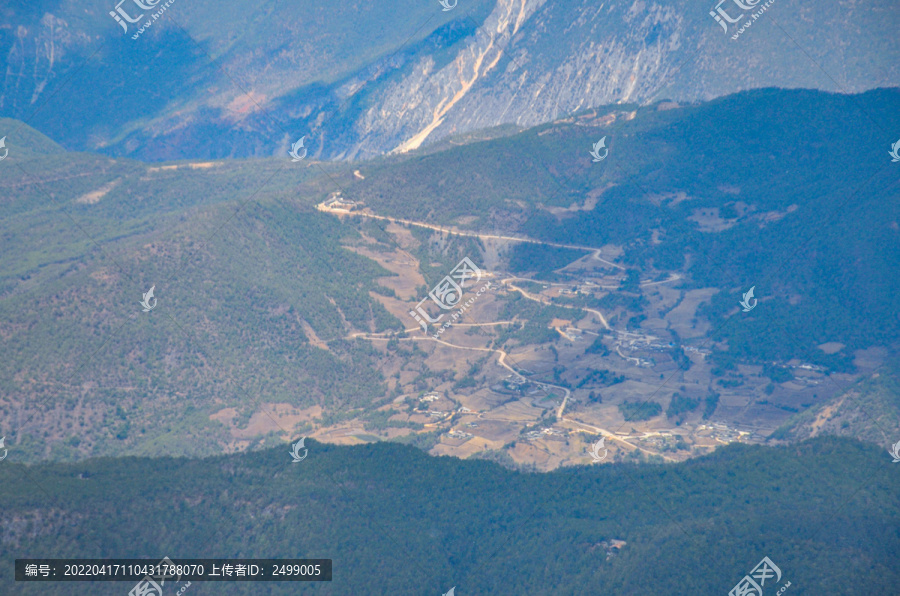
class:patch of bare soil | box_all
[75,179,119,204]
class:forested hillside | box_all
[2,4,898,596]
[774,357,900,444]
[0,121,402,461]
[1,437,897,595]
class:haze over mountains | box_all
[1,0,898,161]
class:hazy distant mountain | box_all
[1,0,898,161]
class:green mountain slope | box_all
[0,437,897,594]
[0,117,63,159]
[0,121,402,461]
[2,87,898,464]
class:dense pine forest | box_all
[2,437,898,594]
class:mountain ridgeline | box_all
[1,0,897,160]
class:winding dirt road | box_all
[563,417,678,462]
[503,276,612,332]
[318,205,625,269]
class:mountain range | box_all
[3,4,900,595]
[1,0,898,161]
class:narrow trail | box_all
[505,272,681,290]
[351,331,519,375]
[641,273,682,286]
[329,204,681,343]
[616,345,643,366]
[348,321,516,340]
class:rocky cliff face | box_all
[1,0,897,161]
[345,0,899,159]
[349,0,685,159]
